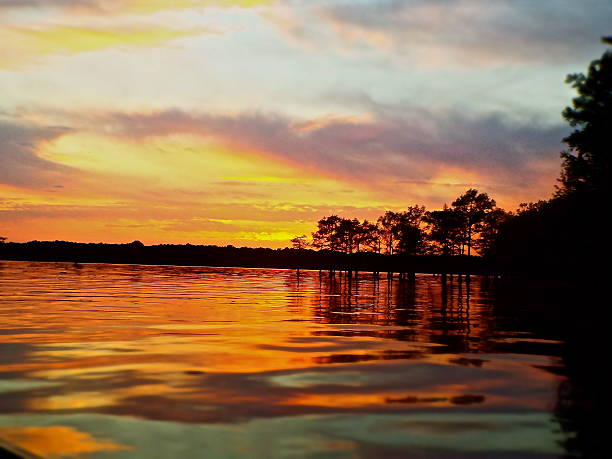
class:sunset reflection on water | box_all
[0,261,569,458]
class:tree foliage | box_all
[474,208,511,255]
[290,235,309,250]
[376,206,427,255]
[299,191,506,257]
[311,215,344,252]
[357,220,381,253]
[451,189,497,256]
[559,36,612,195]
[486,38,611,269]
[423,206,463,256]
[291,38,610,273]
[377,211,402,255]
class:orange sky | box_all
[1,0,608,247]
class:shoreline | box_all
[1,240,495,275]
[0,240,573,277]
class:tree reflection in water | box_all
[287,270,602,457]
[0,262,602,457]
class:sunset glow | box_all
[0,263,572,457]
[1,0,610,246]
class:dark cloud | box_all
[0,118,73,188]
[0,203,124,221]
[93,103,567,194]
[283,0,611,65]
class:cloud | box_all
[0,104,566,245]
[0,117,74,188]
[270,0,611,67]
[0,0,273,14]
[117,0,274,14]
[0,0,94,7]
[82,103,566,196]
[0,24,210,70]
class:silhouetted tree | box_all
[558,37,612,196]
[336,218,362,254]
[377,211,402,254]
[311,215,389,254]
[0,236,6,244]
[451,189,496,256]
[354,219,379,253]
[376,207,426,255]
[396,225,424,255]
[405,205,427,222]
[424,206,463,255]
[395,205,427,255]
[312,215,366,253]
[488,38,611,272]
[290,235,309,250]
[312,215,344,252]
[516,201,549,214]
[475,208,511,255]
[290,234,309,276]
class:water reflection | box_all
[0,261,595,458]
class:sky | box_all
[1,0,610,247]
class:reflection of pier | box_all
[286,271,499,354]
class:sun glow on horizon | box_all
[1,0,604,246]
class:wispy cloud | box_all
[0,0,273,14]
[270,0,611,67]
[77,103,565,197]
[0,116,73,188]
[0,24,211,70]
[0,103,565,246]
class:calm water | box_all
[0,261,583,458]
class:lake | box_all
[0,261,591,458]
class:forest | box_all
[292,36,611,274]
[293,188,508,257]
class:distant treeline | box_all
[0,240,495,275]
